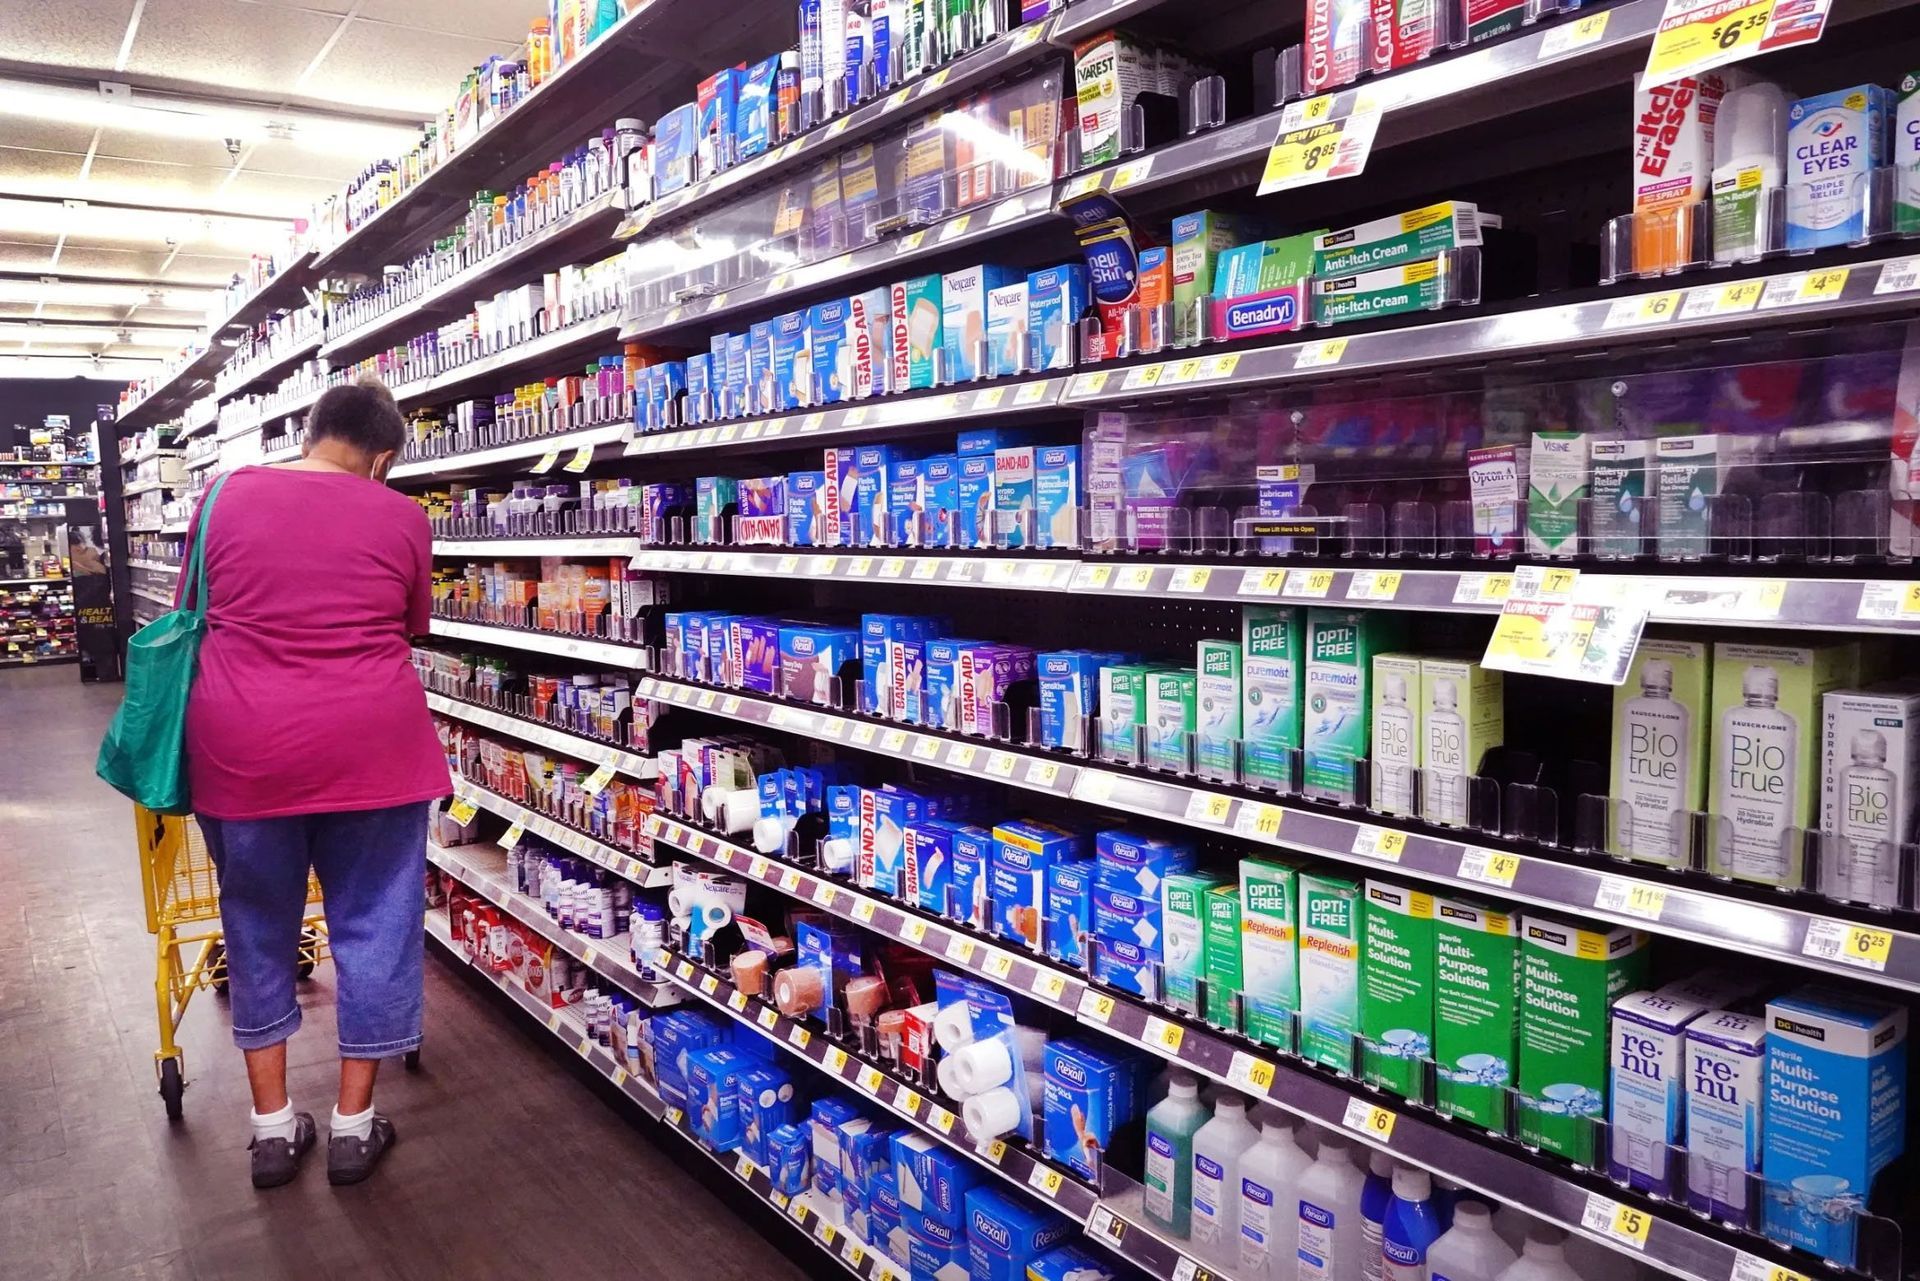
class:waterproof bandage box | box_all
[772,310,810,410]
[986,282,1029,378]
[942,265,1021,383]
[1027,265,1089,370]
[860,787,929,896]
[1762,987,1908,1265]
[994,446,1037,549]
[810,298,856,406]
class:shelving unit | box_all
[1,451,92,666]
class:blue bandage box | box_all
[811,1099,861,1206]
[904,1204,969,1281]
[1036,651,1106,751]
[737,1064,797,1166]
[1094,830,1196,898]
[949,824,993,923]
[773,310,810,409]
[810,297,855,405]
[853,444,898,546]
[1044,859,1094,967]
[904,819,960,914]
[769,1121,811,1196]
[964,1186,1076,1281]
[957,453,996,549]
[1042,1039,1137,1180]
[788,470,825,545]
[892,1131,981,1228]
[869,1171,908,1265]
[1027,265,1089,371]
[990,820,1088,951]
[1027,1246,1114,1281]
[922,454,959,548]
[685,1046,749,1151]
[1034,445,1079,550]
[860,787,931,897]
[1093,935,1158,996]
[1093,881,1164,952]
[778,625,859,705]
[749,321,776,415]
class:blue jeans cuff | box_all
[339,1034,423,1059]
[232,1005,302,1051]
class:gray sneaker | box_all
[327,1114,397,1185]
[250,1112,316,1189]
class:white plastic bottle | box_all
[1191,1093,1261,1255]
[1239,1112,1315,1280]
[1711,80,1790,262]
[1427,1202,1518,1281]
[1494,1229,1585,1281]
[1373,671,1417,815]
[1715,664,1799,885]
[1424,678,1469,826]
[1144,1072,1211,1238]
[1614,659,1693,865]
[1297,1134,1370,1281]
[1839,728,1899,903]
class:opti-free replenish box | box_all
[1298,872,1362,1074]
[1360,881,1435,1101]
[1519,915,1651,1164]
[1434,896,1517,1130]
[1203,884,1242,1030]
[1240,856,1308,1052]
[1763,987,1908,1265]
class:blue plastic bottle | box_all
[1359,1152,1395,1281]
[1380,1166,1443,1281]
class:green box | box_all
[1242,606,1304,791]
[1256,231,1323,290]
[1313,201,1483,277]
[1709,639,1856,887]
[1589,439,1649,557]
[1526,431,1589,557]
[1196,639,1242,781]
[1434,896,1518,1130]
[1312,258,1457,326]
[1518,915,1651,1163]
[1171,211,1252,343]
[1610,637,1712,867]
[1361,881,1436,1101]
[1099,664,1154,766]
[1304,610,1405,803]
[1163,872,1228,1017]
[1370,653,1423,816]
[1240,856,1308,1052]
[1203,884,1242,1029]
[1420,657,1503,828]
[1147,669,1197,773]
[1298,872,1363,1074]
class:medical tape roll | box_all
[820,837,855,874]
[696,900,733,934]
[774,965,824,1018]
[937,1037,1014,1097]
[713,788,759,835]
[933,1001,977,1053]
[751,815,788,855]
[667,885,695,920]
[962,1088,1021,1142]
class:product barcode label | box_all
[1875,257,1920,295]
[1580,1192,1651,1250]
[1731,1251,1810,1281]
[1352,826,1406,861]
[1342,1097,1396,1141]
[1458,848,1520,888]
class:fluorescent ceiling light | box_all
[0,79,426,157]
[0,355,165,379]
[0,279,219,311]
[0,322,191,345]
[0,197,291,249]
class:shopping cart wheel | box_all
[159,1058,184,1122]
[404,1049,421,1073]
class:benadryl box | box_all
[1685,1009,1766,1227]
[1608,988,1711,1198]
[1763,987,1908,1264]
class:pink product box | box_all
[955,644,1036,738]
[738,476,789,545]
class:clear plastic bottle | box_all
[1239,1113,1314,1279]
[1191,1093,1261,1254]
[1373,671,1417,815]
[1838,727,1899,903]
[1360,1151,1395,1281]
[1423,677,1469,826]
[1381,1166,1443,1281]
[1715,664,1800,885]
[1144,1071,1210,1238]
[1427,1201,1516,1281]
[1493,1229,1585,1281]
[1297,1134,1369,1281]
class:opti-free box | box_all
[1203,884,1242,1029]
[1240,856,1307,1051]
[1763,987,1908,1263]
[1145,669,1196,773]
[1196,639,1242,781]
[1100,664,1152,765]
[1304,610,1404,803]
[1164,872,1227,1016]
[1242,606,1304,790]
[1298,872,1362,1073]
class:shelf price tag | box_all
[881,729,910,753]
[1240,568,1288,597]
[1678,278,1764,320]
[1731,1252,1811,1281]
[1283,568,1335,599]
[1257,103,1382,196]
[1352,826,1406,862]
[1226,1050,1275,1093]
[1089,1207,1127,1247]
[1031,969,1068,1002]
[757,1006,780,1031]
[1759,267,1850,309]
[563,441,596,473]
[1854,581,1920,622]
[945,934,976,963]
[1594,876,1667,922]
[1802,917,1893,972]
[447,798,479,826]
[1641,0,1830,91]
[857,1066,886,1095]
[530,448,561,474]
[789,1024,812,1049]
[581,762,616,796]
[1341,1097,1397,1142]
[1346,570,1401,602]
[1458,848,1521,888]
[1142,1016,1185,1053]
[498,821,526,850]
[1234,803,1283,841]
[1602,290,1682,330]
[1294,338,1349,370]
[1184,791,1233,826]
[1078,989,1115,1022]
[1580,1192,1652,1250]
[1537,9,1610,57]
[1168,566,1212,594]
[1027,1164,1065,1198]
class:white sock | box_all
[251,1101,298,1145]
[331,1103,375,1141]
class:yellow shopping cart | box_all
[135,804,330,1120]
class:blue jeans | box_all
[200,802,429,1058]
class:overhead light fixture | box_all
[0,197,292,250]
[0,278,219,311]
[0,78,427,157]
[0,321,190,345]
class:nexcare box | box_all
[1298,872,1363,1074]
[1608,988,1712,1197]
[1820,686,1920,909]
[1434,896,1518,1130]
[1685,1009,1767,1226]
[1763,987,1908,1264]
[1240,856,1308,1052]
[1360,881,1435,1101]
[1519,916,1651,1164]
[943,265,1021,382]
[1242,606,1304,791]
[1305,610,1403,803]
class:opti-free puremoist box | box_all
[1609,988,1712,1198]
[1434,896,1517,1130]
[1146,669,1197,773]
[1100,664,1153,765]
[1242,606,1304,791]
[1684,1009,1766,1227]
[1240,856,1308,1052]
[1299,872,1362,1073]
[1518,915,1651,1163]
[1195,639,1242,781]
[1304,610,1404,803]
[1162,872,1227,1017]
[1762,987,1908,1265]
[1360,881,1435,1101]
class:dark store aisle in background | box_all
[0,666,809,1281]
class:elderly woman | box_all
[181,381,445,1188]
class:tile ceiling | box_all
[0,0,529,374]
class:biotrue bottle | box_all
[1613,659,1693,866]
[1493,1228,1585,1281]
[1239,1112,1314,1279]
[1837,728,1899,904]
[1191,1093,1261,1253]
[1381,1166,1443,1281]
[1297,1134,1370,1281]
[1714,664,1798,883]
[1427,1201,1517,1281]
[1144,1072,1209,1237]
[1359,1150,1395,1281]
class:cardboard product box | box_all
[1298,872,1363,1073]
[1434,896,1518,1130]
[1611,638,1712,867]
[1518,915,1651,1163]
[1527,431,1590,557]
[1820,685,1920,909]
[1360,881,1435,1100]
[1240,856,1309,1052]
[1420,657,1503,828]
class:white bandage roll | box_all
[820,837,855,874]
[938,1036,1014,1097]
[751,815,787,854]
[962,1087,1021,1142]
[666,885,694,920]
[715,788,759,835]
[933,1001,976,1053]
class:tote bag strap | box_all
[181,472,232,618]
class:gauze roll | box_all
[714,788,759,835]
[938,1036,1014,1097]
[933,1001,976,1053]
[751,815,787,854]
[962,1087,1021,1142]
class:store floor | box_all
[0,667,812,1281]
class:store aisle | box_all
[0,668,812,1281]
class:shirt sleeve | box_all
[405,505,432,636]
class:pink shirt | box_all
[181,466,448,820]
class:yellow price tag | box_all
[929,1106,956,1134]
[447,798,478,825]
[700,974,720,995]
[985,952,1014,979]
[498,821,526,849]
[1031,970,1068,1002]
[789,1024,812,1049]
[1643,0,1774,89]
[582,762,616,795]
[983,1139,1008,1163]
[858,1066,885,1094]
[1144,1016,1185,1052]
[1028,1165,1065,1198]
[946,934,976,963]
[728,990,749,1012]
[882,728,909,753]
[1343,1098,1397,1142]
[1169,567,1212,593]
[1028,760,1061,788]
[825,1046,850,1073]
[1295,338,1349,370]
[853,899,877,923]
[949,744,978,770]
[1848,925,1894,968]
[1461,849,1521,887]
[1257,107,1380,196]
[1079,990,1115,1022]
[1609,1202,1652,1247]
[757,1006,780,1030]
[1235,804,1284,841]
[563,441,596,473]
[902,918,927,944]
[530,448,561,474]
[1228,1051,1276,1093]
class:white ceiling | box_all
[0,0,528,375]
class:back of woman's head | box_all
[307,382,403,458]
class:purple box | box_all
[729,617,783,694]
[956,644,1036,738]
[642,483,692,544]
[738,476,788,545]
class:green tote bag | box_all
[95,473,231,814]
